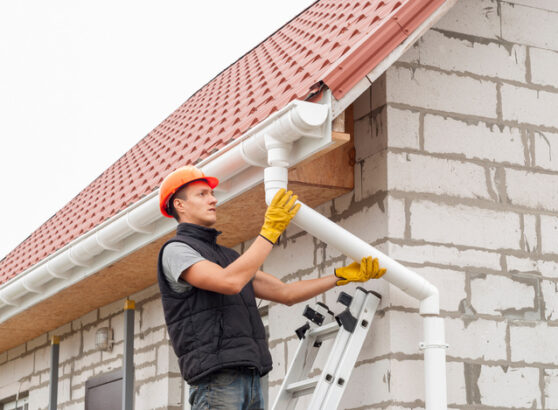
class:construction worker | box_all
[157,165,386,410]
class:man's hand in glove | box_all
[259,188,301,244]
[334,256,387,286]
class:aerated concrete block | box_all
[434,0,500,40]
[386,65,498,118]
[534,130,558,172]
[416,30,527,82]
[410,200,521,250]
[506,168,558,212]
[423,115,525,165]
[445,317,507,361]
[471,274,535,316]
[477,365,541,407]
[387,152,492,200]
[502,83,558,128]
[511,322,558,364]
[541,215,558,255]
[501,2,558,50]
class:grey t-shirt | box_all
[162,242,205,293]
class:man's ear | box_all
[173,197,184,214]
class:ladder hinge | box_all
[295,322,310,339]
[335,309,357,333]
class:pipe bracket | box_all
[419,342,449,351]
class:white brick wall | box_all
[360,150,387,198]
[541,280,558,320]
[388,152,491,200]
[340,360,391,407]
[502,83,558,128]
[477,365,541,407]
[0,287,180,409]
[388,242,502,270]
[545,369,558,409]
[445,317,507,361]
[410,200,521,250]
[510,322,558,364]
[336,200,388,245]
[541,215,558,254]
[354,107,386,161]
[434,0,500,40]
[263,233,316,278]
[530,47,558,88]
[386,107,420,150]
[501,2,558,50]
[504,0,558,12]
[386,66,498,118]
[471,274,535,315]
[507,255,558,278]
[423,115,525,165]
[534,130,558,171]
[506,168,558,212]
[415,30,527,82]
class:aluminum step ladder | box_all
[272,287,381,410]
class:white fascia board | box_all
[0,97,333,324]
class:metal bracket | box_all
[295,322,311,340]
[419,342,449,351]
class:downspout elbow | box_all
[419,284,440,316]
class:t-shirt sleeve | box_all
[162,242,205,293]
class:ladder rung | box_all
[308,321,339,340]
[286,376,320,395]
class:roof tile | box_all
[0,0,446,284]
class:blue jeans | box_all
[189,368,264,410]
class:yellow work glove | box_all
[334,256,387,286]
[259,188,301,244]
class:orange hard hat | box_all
[159,165,219,218]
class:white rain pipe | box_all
[263,141,448,410]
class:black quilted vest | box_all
[157,222,272,384]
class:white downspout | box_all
[263,140,448,410]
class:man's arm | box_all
[182,236,272,294]
[252,256,388,305]
[252,270,337,306]
[182,188,300,295]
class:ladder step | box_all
[308,321,339,340]
[286,376,320,396]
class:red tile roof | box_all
[0,0,447,285]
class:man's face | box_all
[175,180,217,227]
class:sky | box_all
[0,0,317,261]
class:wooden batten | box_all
[0,107,355,353]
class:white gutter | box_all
[0,92,447,409]
[0,98,332,321]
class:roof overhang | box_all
[0,95,358,351]
[0,0,459,352]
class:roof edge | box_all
[323,0,449,100]
[0,98,334,327]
